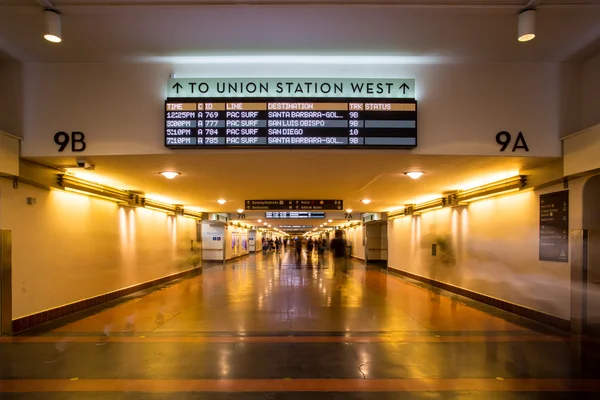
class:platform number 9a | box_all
[496,131,529,152]
[54,131,87,152]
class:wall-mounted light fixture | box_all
[57,174,202,220]
[386,175,527,219]
[143,198,177,214]
[58,174,130,202]
[456,175,526,203]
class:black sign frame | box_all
[165,97,417,149]
[247,200,343,211]
[539,190,569,263]
[265,212,326,219]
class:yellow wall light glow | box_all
[63,187,122,202]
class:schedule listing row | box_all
[166,136,416,146]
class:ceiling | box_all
[30,151,556,215]
[0,1,599,63]
[2,1,592,234]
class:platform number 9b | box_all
[54,131,87,152]
[496,131,529,152]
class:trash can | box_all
[346,245,353,259]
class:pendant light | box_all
[44,9,62,43]
[518,9,536,42]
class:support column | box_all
[0,230,12,335]
[570,229,588,335]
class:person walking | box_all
[330,230,348,288]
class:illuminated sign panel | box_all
[266,212,326,219]
[165,78,417,149]
[246,200,342,211]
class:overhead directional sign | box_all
[167,78,415,98]
[246,200,343,211]
[165,78,418,149]
[266,212,326,219]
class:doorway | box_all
[583,174,600,336]
[365,221,388,268]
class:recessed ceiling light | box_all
[236,209,244,213]
[405,171,424,180]
[345,209,353,213]
[217,199,227,204]
[268,225,272,227]
[258,219,262,223]
[159,171,181,179]
[323,222,328,225]
[263,222,268,225]
[328,219,333,223]
[361,199,372,204]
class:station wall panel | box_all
[388,179,587,321]
[0,179,198,319]
[19,62,579,158]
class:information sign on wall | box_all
[539,191,569,262]
[165,78,417,149]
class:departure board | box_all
[165,98,417,149]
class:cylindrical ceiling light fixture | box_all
[518,9,535,42]
[44,9,62,43]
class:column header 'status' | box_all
[167,78,416,99]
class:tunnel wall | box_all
[388,178,586,321]
[344,225,366,260]
[0,179,199,319]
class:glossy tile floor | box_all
[1,250,600,399]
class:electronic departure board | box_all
[165,98,417,149]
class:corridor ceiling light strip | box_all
[182,209,203,219]
[456,175,526,203]
[413,198,446,213]
[63,187,123,202]
[58,174,130,202]
[43,9,62,43]
[143,199,176,213]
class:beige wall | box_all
[20,62,577,158]
[225,225,249,260]
[0,59,23,137]
[582,52,600,129]
[0,179,198,318]
[388,180,586,320]
[344,226,365,260]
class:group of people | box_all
[261,232,347,263]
